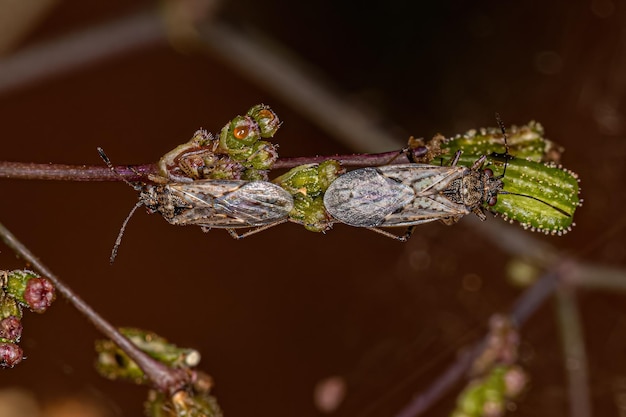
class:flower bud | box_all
[24,277,56,313]
[218,115,261,152]
[0,316,23,342]
[247,104,281,138]
[245,141,278,170]
[0,342,23,368]
[5,270,56,313]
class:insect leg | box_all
[223,219,290,239]
[364,226,413,242]
[450,150,462,166]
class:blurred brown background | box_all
[0,1,625,416]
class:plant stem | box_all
[394,268,560,417]
[0,151,411,182]
[555,285,592,417]
[0,221,189,395]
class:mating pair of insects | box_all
[101,116,557,262]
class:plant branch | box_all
[0,221,189,395]
[0,151,411,182]
[555,285,592,417]
[393,268,560,417]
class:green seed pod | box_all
[448,151,580,234]
[218,115,261,153]
[247,104,281,138]
[95,327,201,385]
[442,122,556,163]
[492,158,579,234]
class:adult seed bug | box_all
[323,115,571,240]
[98,148,294,263]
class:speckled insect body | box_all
[139,180,294,231]
[323,152,501,239]
[97,147,294,262]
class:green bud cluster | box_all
[452,365,528,417]
[1,269,55,368]
[274,160,344,232]
[158,104,281,182]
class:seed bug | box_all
[323,114,570,240]
[98,148,294,263]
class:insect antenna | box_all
[97,147,145,263]
[497,190,572,217]
[97,147,142,190]
[109,201,143,263]
[490,116,571,218]
[494,112,513,178]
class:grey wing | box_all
[377,164,466,195]
[215,181,294,226]
[323,167,415,227]
[379,194,471,226]
[365,164,471,227]
[171,180,292,228]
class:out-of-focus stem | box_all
[394,268,560,417]
[555,286,592,417]
[0,221,189,395]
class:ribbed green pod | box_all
[449,148,580,235]
[440,121,557,163]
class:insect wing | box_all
[374,164,472,226]
[170,180,293,228]
[324,167,415,227]
[324,164,475,228]
[216,181,294,225]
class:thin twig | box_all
[0,221,189,395]
[394,268,560,417]
[0,162,156,181]
[555,285,592,417]
[0,11,165,96]
[0,151,410,182]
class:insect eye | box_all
[488,196,497,206]
[484,168,494,178]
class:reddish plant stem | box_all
[0,162,157,182]
[0,221,189,395]
[394,267,561,417]
[0,151,410,182]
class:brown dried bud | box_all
[24,277,55,313]
[0,316,23,342]
[0,342,23,368]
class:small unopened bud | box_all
[246,141,278,170]
[0,342,23,368]
[247,104,281,138]
[5,270,55,312]
[24,277,55,313]
[219,115,261,152]
[0,316,23,342]
[317,160,344,191]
